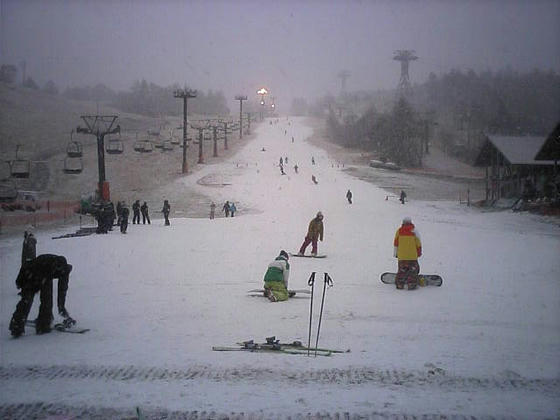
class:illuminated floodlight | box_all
[257,88,268,95]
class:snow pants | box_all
[299,236,318,255]
[264,281,289,302]
[10,282,54,336]
[396,260,420,288]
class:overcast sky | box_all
[1,0,559,109]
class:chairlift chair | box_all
[134,140,153,153]
[162,141,174,151]
[66,130,83,157]
[63,156,83,174]
[0,178,18,201]
[106,137,124,154]
[11,159,31,178]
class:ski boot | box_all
[9,317,25,338]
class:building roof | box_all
[535,122,560,161]
[474,135,555,167]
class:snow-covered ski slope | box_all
[1,117,559,419]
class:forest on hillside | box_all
[321,68,560,167]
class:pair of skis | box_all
[212,336,349,357]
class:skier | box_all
[210,202,216,219]
[222,201,230,217]
[400,190,407,205]
[311,156,315,165]
[393,217,422,290]
[9,254,74,337]
[312,175,318,184]
[120,205,129,233]
[346,189,353,204]
[263,250,290,302]
[21,230,37,266]
[294,164,298,174]
[141,201,151,224]
[230,202,237,217]
[161,200,171,226]
[132,200,141,224]
[298,212,324,256]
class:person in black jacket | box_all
[21,230,37,266]
[120,205,130,233]
[132,200,141,224]
[140,201,151,224]
[161,200,171,226]
[9,254,74,337]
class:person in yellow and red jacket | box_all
[393,217,422,290]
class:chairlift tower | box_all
[393,50,418,97]
[235,95,247,139]
[337,70,350,94]
[174,88,197,173]
[76,115,119,201]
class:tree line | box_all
[322,68,560,167]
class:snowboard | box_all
[380,272,443,287]
[25,319,90,334]
[247,289,311,297]
[289,253,327,258]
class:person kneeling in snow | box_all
[393,217,422,290]
[9,254,74,337]
[263,250,290,302]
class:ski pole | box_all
[315,272,333,357]
[307,272,316,356]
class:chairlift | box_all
[162,141,174,151]
[170,137,180,145]
[66,130,83,157]
[10,145,31,178]
[0,178,18,201]
[178,136,191,148]
[154,140,164,149]
[63,156,83,174]
[106,136,124,154]
[134,140,153,153]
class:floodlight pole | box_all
[235,95,247,139]
[174,88,197,173]
[223,121,229,150]
[76,115,119,201]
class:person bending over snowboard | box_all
[9,254,75,337]
[393,217,422,290]
[263,250,290,302]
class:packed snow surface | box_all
[1,117,559,419]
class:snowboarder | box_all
[346,189,353,204]
[400,190,407,205]
[120,205,129,233]
[230,202,237,217]
[311,156,315,165]
[210,202,216,219]
[223,201,230,217]
[161,200,171,226]
[263,250,290,302]
[279,157,283,166]
[312,175,318,184]
[9,254,74,337]
[132,200,141,224]
[298,212,324,256]
[294,164,298,174]
[141,201,151,224]
[280,163,285,175]
[393,217,422,290]
[21,230,37,266]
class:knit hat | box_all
[402,217,412,225]
[279,250,289,259]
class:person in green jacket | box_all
[263,250,290,302]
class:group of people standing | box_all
[116,199,170,233]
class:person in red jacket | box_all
[393,217,422,290]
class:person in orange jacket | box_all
[393,217,422,290]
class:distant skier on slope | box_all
[263,250,290,302]
[346,189,353,204]
[298,212,324,256]
[161,200,171,226]
[393,217,422,290]
[9,254,75,337]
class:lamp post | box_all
[174,88,197,173]
[234,95,247,139]
[257,88,268,121]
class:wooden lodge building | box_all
[474,134,557,201]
